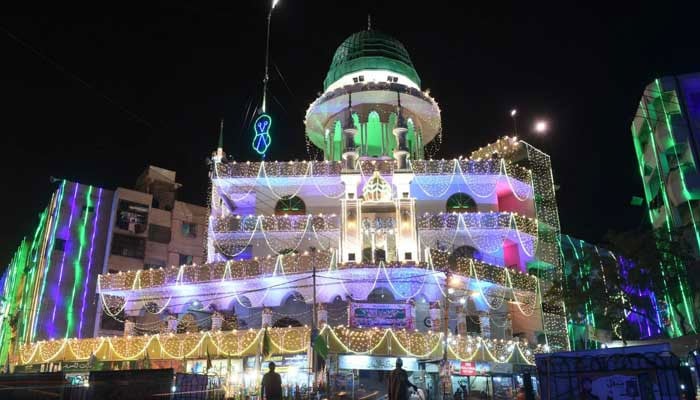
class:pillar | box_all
[211,311,224,331]
[317,304,328,327]
[124,319,136,336]
[505,313,513,339]
[479,312,491,339]
[407,299,416,330]
[342,121,359,170]
[457,308,467,336]
[262,307,273,328]
[167,315,178,333]
[429,302,442,331]
[392,122,409,169]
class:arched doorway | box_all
[275,196,306,215]
[446,193,477,213]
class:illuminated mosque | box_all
[5,27,568,397]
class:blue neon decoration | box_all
[252,113,272,156]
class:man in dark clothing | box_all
[387,358,417,400]
[261,362,283,400]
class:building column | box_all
[124,319,135,336]
[479,311,491,339]
[317,304,328,327]
[342,124,359,170]
[429,302,442,331]
[262,307,273,328]
[211,311,223,331]
[393,124,409,169]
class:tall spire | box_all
[217,119,224,151]
[213,119,226,163]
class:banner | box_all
[338,355,418,371]
[348,302,413,329]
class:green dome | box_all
[323,30,421,90]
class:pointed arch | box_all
[446,193,477,212]
[387,113,398,156]
[366,111,383,157]
[275,196,306,215]
[333,120,343,161]
[352,113,362,150]
[406,118,416,158]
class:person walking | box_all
[387,358,418,400]
[261,362,283,400]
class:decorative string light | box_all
[17,326,543,366]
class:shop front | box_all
[330,355,424,400]
[244,353,312,399]
[448,360,538,399]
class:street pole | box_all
[312,253,318,394]
[262,5,272,113]
[441,272,451,400]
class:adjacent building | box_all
[95,166,207,337]
[632,73,700,255]
[631,73,700,336]
[0,166,206,369]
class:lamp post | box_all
[262,0,280,113]
[510,109,518,136]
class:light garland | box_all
[16,326,544,366]
[417,212,538,256]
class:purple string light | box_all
[78,188,102,338]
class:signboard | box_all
[245,354,307,373]
[338,355,419,371]
[116,200,148,234]
[461,362,476,376]
[450,360,492,376]
[490,362,513,374]
[349,302,413,329]
[252,113,272,156]
[578,373,649,399]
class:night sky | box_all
[2,1,700,266]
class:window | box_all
[111,234,146,259]
[446,192,477,213]
[148,224,171,243]
[144,259,166,270]
[81,205,95,216]
[181,222,197,238]
[274,196,306,215]
[54,238,67,252]
[179,254,193,265]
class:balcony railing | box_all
[212,214,339,233]
[98,249,538,296]
[417,212,538,237]
[213,159,531,183]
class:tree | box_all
[549,241,667,349]
[603,227,698,337]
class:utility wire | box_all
[0,25,154,130]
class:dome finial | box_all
[367,14,371,31]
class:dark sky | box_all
[2,1,700,266]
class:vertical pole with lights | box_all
[252,0,279,158]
